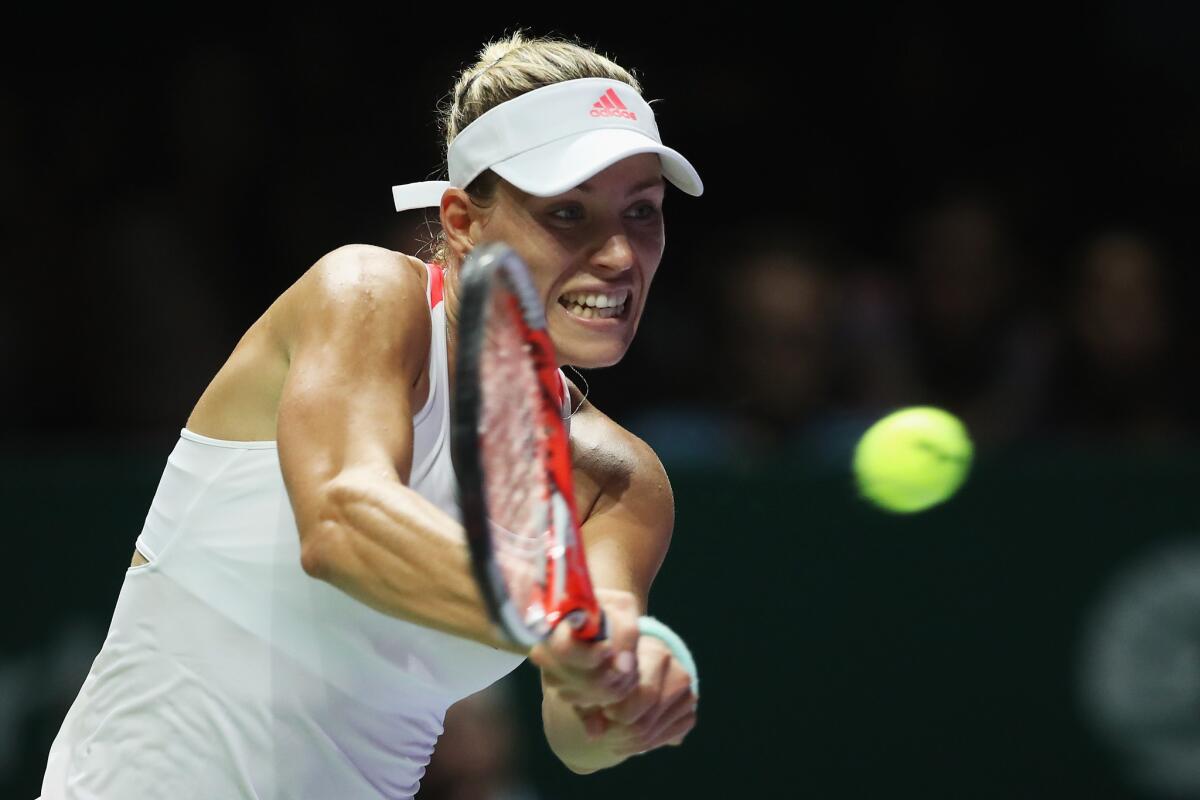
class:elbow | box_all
[299,521,343,580]
[298,480,362,580]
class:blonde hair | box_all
[426,32,642,265]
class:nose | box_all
[591,233,635,275]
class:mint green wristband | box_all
[637,616,699,698]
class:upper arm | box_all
[275,245,431,561]
[577,431,675,613]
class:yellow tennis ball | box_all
[853,407,973,513]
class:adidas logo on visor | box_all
[591,88,637,120]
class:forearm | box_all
[542,689,629,775]
[303,475,520,653]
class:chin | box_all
[562,350,626,370]
[556,338,632,369]
[548,310,637,369]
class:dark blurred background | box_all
[5,6,1200,798]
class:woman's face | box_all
[471,153,667,368]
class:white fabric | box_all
[392,78,703,211]
[39,264,570,800]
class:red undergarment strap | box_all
[429,263,445,309]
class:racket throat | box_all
[544,491,604,640]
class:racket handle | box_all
[563,607,607,642]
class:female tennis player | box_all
[39,33,701,799]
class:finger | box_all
[657,712,697,748]
[574,672,639,707]
[604,648,669,727]
[622,647,697,732]
[534,632,626,690]
[610,687,694,753]
[615,707,696,756]
[593,589,641,666]
[551,656,639,707]
[578,649,639,705]
[632,688,690,742]
[638,694,696,749]
[602,689,654,730]
[603,651,641,699]
[537,623,609,671]
[605,613,641,658]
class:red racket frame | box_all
[452,243,604,647]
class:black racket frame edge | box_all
[450,242,542,649]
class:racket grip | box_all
[565,607,607,642]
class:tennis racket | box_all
[451,242,605,648]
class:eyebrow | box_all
[574,176,666,195]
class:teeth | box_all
[560,289,629,308]
[561,299,626,320]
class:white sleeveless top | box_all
[40,263,571,800]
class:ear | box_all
[440,188,485,266]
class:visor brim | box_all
[490,129,703,199]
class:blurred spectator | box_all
[627,230,871,468]
[1050,230,1186,444]
[836,263,923,417]
[723,237,841,441]
[419,680,539,800]
[903,193,1054,445]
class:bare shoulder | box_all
[277,244,430,348]
[314,243,426,287]
[187,245,431,441]
[568,380,673,530]
[275,245,434,508]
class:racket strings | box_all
[480,288,552,613]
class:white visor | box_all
[391,78,703,212]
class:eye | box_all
[549,204,584,222]
[626,202,661,221]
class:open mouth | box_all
[557,288,630,320]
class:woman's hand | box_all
[576,633,698,757]
[528,588,642,708]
